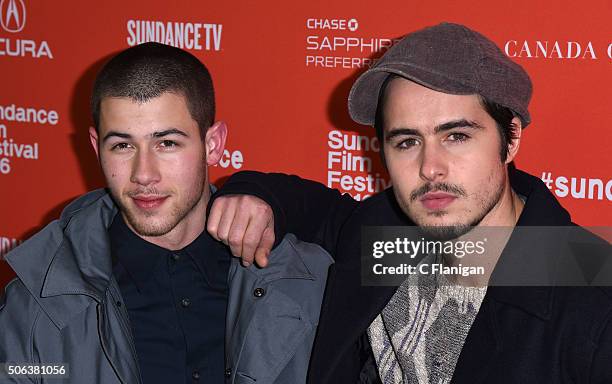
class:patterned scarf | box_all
[368,254,487,384]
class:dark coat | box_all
[220,169,612,384]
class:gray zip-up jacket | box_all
[0,190,332,383]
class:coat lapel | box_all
[6,191,117,329]
[450,294,501,383]
[97,297,142,384]
[7,190,141,383]
[310,189,411,383]
[226,235,320,382]
[452,169,566,383]
[310,263,396,383]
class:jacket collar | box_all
[6,189,118,329]
[485,168,572,320]
[244,233,316,282]
[452,170,573,384]
[368,168,574,318]
[510,168,571,226]
[7,185,222,330]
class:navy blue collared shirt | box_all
[110,213,231,384]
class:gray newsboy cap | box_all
[348,22,532,127]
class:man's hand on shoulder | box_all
[207,195,275,267]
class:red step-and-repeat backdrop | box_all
[1,0,610,287]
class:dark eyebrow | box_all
[434,119,484,133]
[102,128,189,143]
[385,119,484,142]
[102,131,131,143]
[385,128,421,142]
[151,128,189,138]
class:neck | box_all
[480,174,525,227]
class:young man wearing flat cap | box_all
[208,22,612,383]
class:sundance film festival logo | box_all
[326,129,390,201]
[0,0,53,59]
[0,0,25,33]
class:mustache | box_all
[410,182,467,201]
[127,187,163,197]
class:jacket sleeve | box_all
[590,312,612,383]
[215,171,358,255]
[0,278,38,383]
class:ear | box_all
[205,121,228,166]
[504,117,522,164]
[89,126,100,160]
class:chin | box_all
[417,224,473,241]
[125,209,179,237]
[413,212,475,241]
[130,219,177,237]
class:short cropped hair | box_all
[91,42,215,138]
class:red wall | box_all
[1,0,610,287]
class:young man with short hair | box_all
[0,42,332,384]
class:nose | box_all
[419,141,448,182]
[130,148,161,186]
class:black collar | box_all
[109,213,228,291]
[510,167,571,226]
[484,168,572,319]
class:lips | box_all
[420,192,457,210]
[131,195,169,209]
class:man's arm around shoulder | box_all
[210,171,358,265]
